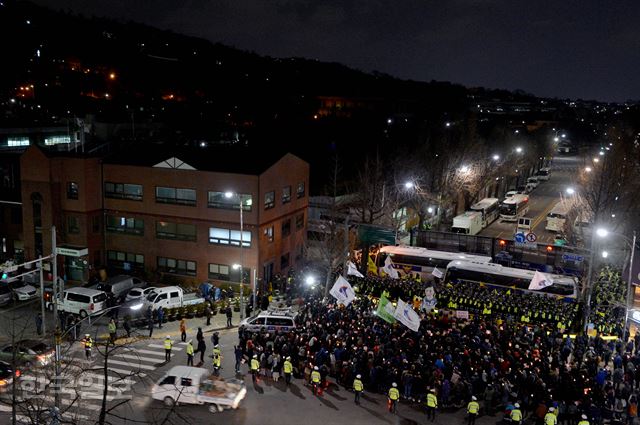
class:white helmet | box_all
[214,344,219,348]
[253,354,257,359]
[314,366,319,371]
[356,374,361,379]
[549,407,555,412]
[472,396,477,401]
[515,403,520,408]
[392,382,397,388]
[582,415,588,420]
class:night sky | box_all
[34,0,640,102]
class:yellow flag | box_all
[367,255,378,276]
[506,290,511,295]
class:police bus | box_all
[470,198,500,228]
[499,194,529,222]
[546,201,574,233]
[378,245,492,281]
[444,260,578,300]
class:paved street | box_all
[479,154,581,244]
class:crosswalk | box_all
[3,340,189,424]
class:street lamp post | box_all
[225,192,245,319]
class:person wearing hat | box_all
[186,339,194,366]
[511,403,523,425]
[164,336,173,362]
[82,334,93,360]
[250,354,260,383]
[310,366,321,395]
[467,396,480,425]
[426,388,438,421]
[283,356,293,386]
[388,382,400,413]
[545,407,558,425]
[578,414,589,425]
[212,344,222,376]
[353,374,364,405]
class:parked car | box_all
[504,190,519,198]
[96,275,145,301]
[125,286,156,303]
[46,287,109,318]
[8,280,38,301]
[536,167,551,181]
[0,340,55,368]
[526,176,540,189]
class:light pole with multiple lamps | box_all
[224,191,247,319]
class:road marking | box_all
[108,359,157,370]
[122,348,167,358]
[102,367,147,378]
[148,344,182,351]
[79,372,136,385]
[113,353,164,363]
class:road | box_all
[478,154,581,244]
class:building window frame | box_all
[67,215,80,234]
[106,215,144,235]
[208,263,230,280]
[67,182,79,200]
[107,250,144,271]
[281,219,291,238]
[207,192,252,211]
[282,186,291,204]
[280,252,290,269]
[105,182,143,201]
[155,186,196,206]
[295,213,304,230]
[155,221,197,242]
[264,226,274,243]
[208,227,251,247]
[157,256,197,276]
[296,182,305,199]
[264,191,275,210]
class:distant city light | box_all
[387,118,392,124]
[445,122,451,127]
[514,130,519,134]
[593,157,600,163]
[599,151,605,156]
[561,133,566,138]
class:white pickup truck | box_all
[125,286,204,315]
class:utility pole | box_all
[51,225,61,411]
[38,255,45,335]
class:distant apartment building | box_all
[20,145,309,285]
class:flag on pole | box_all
[431,267,444,279]
[329,275,356,307]
[376,293,396,324]
[393,298,421,332]
[528,271,554,291]
[347,261,364,278]
[367,255,378,276]
[381,256,399,279]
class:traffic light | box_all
[1,272,7,280]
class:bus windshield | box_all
[547,213,566,219]
[500,203,517,216]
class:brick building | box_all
[20,145,309,285]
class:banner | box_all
[376,293,396,324]
[528,271,554,291]
[420,286,437,313]
[329,275,356,307]
[393,298,421,332]
[347,261,364,278]
[431,267,444,279]
[381,256,399,279]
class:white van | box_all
[239,309,297,333]
[517,217,533,233]
[47,287,109,318]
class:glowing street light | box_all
[445,122,451,128]
[566,187,575,195]
[515,147,523,153]
[596,228,609,238]
[593,157,600,163]
[599,151,605,156]
[602,251,609,259]
[427,207,434,214]
[492,154,500,161]
[305,276,316,286]
[459,165,470,174]
[404,181,414,190]
[585,167,592,173]
[553,137,559,142]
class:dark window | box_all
[280,253,290,269]
[92,216,100,233]
[207,192,252,211]
[249,317,265,325]
[67,182,79,200]
[67,216,80,234]
[282,186,291,204]
[105,182,143,201]
[106,215,144,235]
[208,263,230,280]
[66,292,90,303]
[159,376,176,386]
[208,227,251,247]
[170,291,180,299]
[295,213,304,230]
[107,250,144,271]
[156,187,196,206]
[296,182,305,199]
[157,257,196,276]
[10,207,21,225]
[264,226,274,243]
[264,191,275,210]
[180,378,193,387]
[156,221,197,242]
[92,293,107,303]
[281,219,291,238]
[266,317,294,327]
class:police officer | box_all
[108,318,117,344]
[250,354,260,382]
[82,334,93,360]
[388,382,400,413]
[310,366,321,395]
[510,403,523,425]
[212,344,222,375]
[467,396,480,425]
[353,374,364,405]
[426,388,438,421]
[578,414,590,425]
[545,407,558,425]
[186,340,194,366]
[283,356,293,386]
[164,336,173,362]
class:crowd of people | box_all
[235,265,639,424]
[589,266,627,337]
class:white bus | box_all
[444,260,578,300]
[379,245,492,281]
[546,202,572,232]
[500,194,529,221]
[451,211,483,235]
[470,198,500,228]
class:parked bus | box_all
[444,260,578,300]
[451,211,483,235]
[546,201,572,233]
[499,194,529,221]
[378,246,492,281]
[470,198,500,228]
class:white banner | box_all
[382,256,399,279]
[329,275,356,307]
[528,270,554,291]
[346,261,364,278]
[431,267,444,279]
[393,298,421,332]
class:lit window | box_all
[282,186,291,204]
[296,182,305,199]
[264,191,275,209]
[208,227,251,247]
[44,135,72,145]
[7,137,29,147]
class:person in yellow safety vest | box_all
[186,340,194,366]
[578,414,589,425]
[545,407,558,425]
[483,305,491,315]
[83,334,93,360]
[426,388,438,422]
[467,396,480,425]
[250,354,260,382]
[212,344,222,375]
[283,356,293,386]
[164,337,173,362]
[310,366,321,395]
[388,382,400,413]
[510,403,523,425]
[353,374,364,405]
